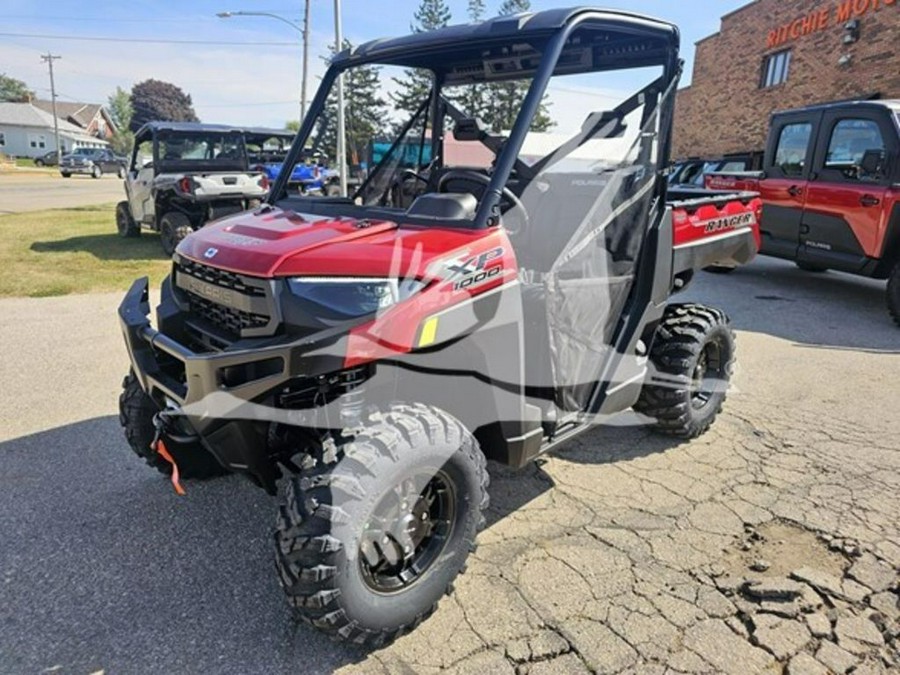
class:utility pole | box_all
[41,53,62,160]
[301,0,310,123]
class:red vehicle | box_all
[117,8,759,646]
[706,100,900,325]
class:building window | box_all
[761,49,791,88]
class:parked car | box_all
[115,122,270,254]
[706,99,900,325]
[117,6,761,647]
[669,155,756,189]
[33,150,59,167]
[59,147,126,178]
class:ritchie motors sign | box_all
[766,0,897,48]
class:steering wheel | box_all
[437,169,529,234]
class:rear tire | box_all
[60,172,71,178]
[274,404,489,647]
[116,201,141,238]
[796,262,828,273]
[887,263,900,328]
[91,165,102,179]
[117,166,126,179]
[635,303,735,438]
[159,211,193,256]
[118,372,228,479]
[34,159,44,167]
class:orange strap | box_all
[154,438,186,495]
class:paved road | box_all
[0,258,898,674]
[0,172,125,214]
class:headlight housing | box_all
[286,277,426,319]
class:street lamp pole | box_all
[334,0,347,195]
[216,10,308,124]
[301,0,311,123]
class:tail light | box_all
[258,174,270,191]
[178,176,194,194]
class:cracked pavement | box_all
[1,257,898,674]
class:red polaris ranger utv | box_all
[118,7,760,646]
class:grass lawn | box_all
[0,204,171,297]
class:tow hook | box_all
[151,413,187,495]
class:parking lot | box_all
[1,257,897,674]
[0,173,125,214]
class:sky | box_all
[0,1,751,129]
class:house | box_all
[32,100,117,140]
[0,102,109,158]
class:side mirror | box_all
[858,149,883,176]
[453,118,488,142]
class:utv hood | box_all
[176,206,487,279]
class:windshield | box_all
[157,132,247,171]
[276,20,674,231]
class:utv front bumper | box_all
[119,277,346,431]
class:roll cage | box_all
[269,7,680,229]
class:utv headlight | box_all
[286,277,426,318]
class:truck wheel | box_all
[91,165,102,179]
[635,303,735,438]
[703,265,736,274]
[887,263,900,327]
[61,172,71,178]
[118,372,228,479]
[116,201,141,238]
[274,404,489,647]
[117,166,126,179]
[796,262,828,273]
[159,212,193,256]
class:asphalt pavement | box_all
[0,257,898,674]
[0,172,125,214]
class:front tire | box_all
[274,404,489,647]
[159,211,193,256]
[116,201,141,238]
[60,172,71,178]
[887,263,900,327]
[117,165,126,179]
[635,303,735,438]
[118,372,228,479]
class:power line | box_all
[0,32,299,47]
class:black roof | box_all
[773,99,900,117]
[135,121,246,135]
[242,126,295,139]
[334,6,678,68]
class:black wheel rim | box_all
[691,339,725,410]
[359,470,456,593]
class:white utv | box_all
[116,122,270,255]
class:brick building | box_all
[673,0,900,160]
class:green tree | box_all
[390,0,452,118]
[452,0,491,120]
[0,73,34,102]
[130,79,199,131]
[487,0,554,133]
[315,41,389,166]
[107,86,135,155]
[285,120,301,133]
